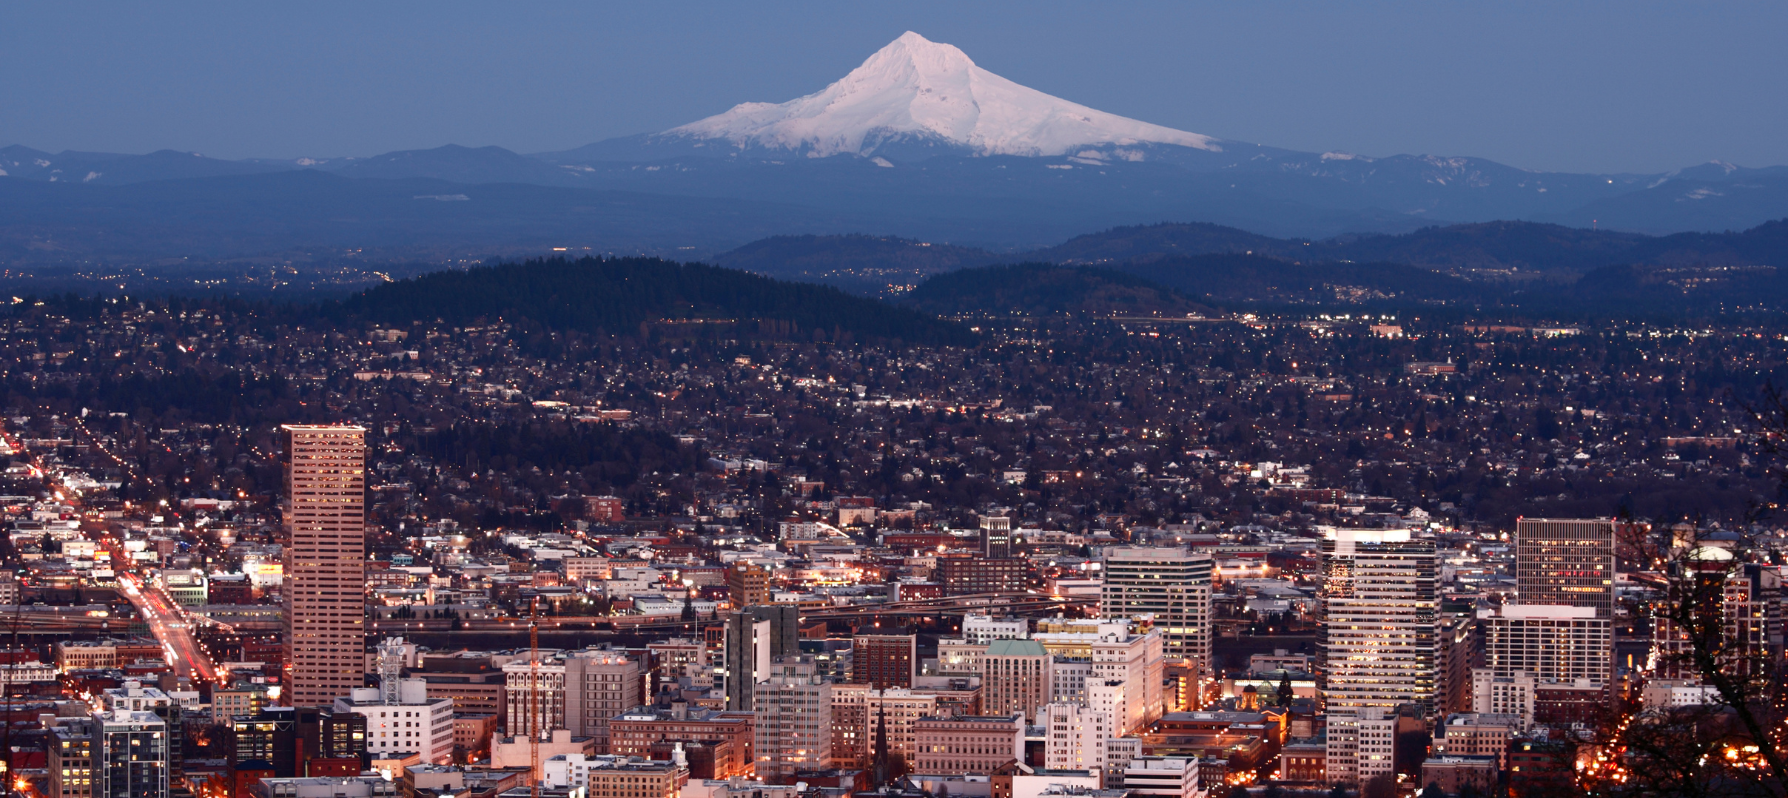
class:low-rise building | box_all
[1433,713,1519,770]
[541,754,686,798]
[491,730,596,782]
[913,714,1023,775]
[250,776,399,798]
[1120,756,1199,798]
[1421,755,1497,796]
[610,705,755,779]
[1277,737,1325,783]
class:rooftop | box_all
[985,639,1048,657]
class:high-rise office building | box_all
[282,425,368,707]
[49,717,95,798]
[1324,708,1397,787]
[753,657,833,782]
[1653,562,1783,681]
[565,651,643,753]
[982,639,1053,719]
[1515,518,1616,618]
[96,709,169,798]
[1091,630,1165,732]
[502,655,568,736]
[1100,548,1213,677]
[851,634,917,690]
[1321,528,1437,785]
[979,515,1013,559]
[1042,698,1113,775]
[723,604,799,711]
[726,563,772,609]
[1484,605,1614,685]
[1318,529,1437,718]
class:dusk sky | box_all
[5,1,1784,174]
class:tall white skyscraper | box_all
[1319,529,1438,715]
[1100,548,1213,678]
[1320,529,1435,786]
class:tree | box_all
[1361,774,1397,798]
[1582,384,1788,798]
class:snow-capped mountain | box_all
[660,32,1219,159]
[5,30,1787,255]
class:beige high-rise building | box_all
[1100,548,1213,678]
[1515,518,1616,618]
[753,657,833,781]
[282,425,368,707]
[565,651,643,753]
[1320,529,1435,787]
[982,639,1052,719]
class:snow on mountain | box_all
[665,31,1220,158]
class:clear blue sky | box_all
[4,1,1784,174]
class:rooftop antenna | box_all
[377,637,403,705]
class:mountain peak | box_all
[665,32,1218,159]
[861,31,977,75]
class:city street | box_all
[117,573,220,684]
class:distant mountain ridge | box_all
[914,252,1788,318]
[713,219,1788,294]
[6,32,1788,260]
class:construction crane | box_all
[529,596,541,798]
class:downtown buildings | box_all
[501,650,644,753]
[48,711,172,798]
[334,638,456,763]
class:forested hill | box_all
[904,263,1210,317]
[339,257,974,345]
